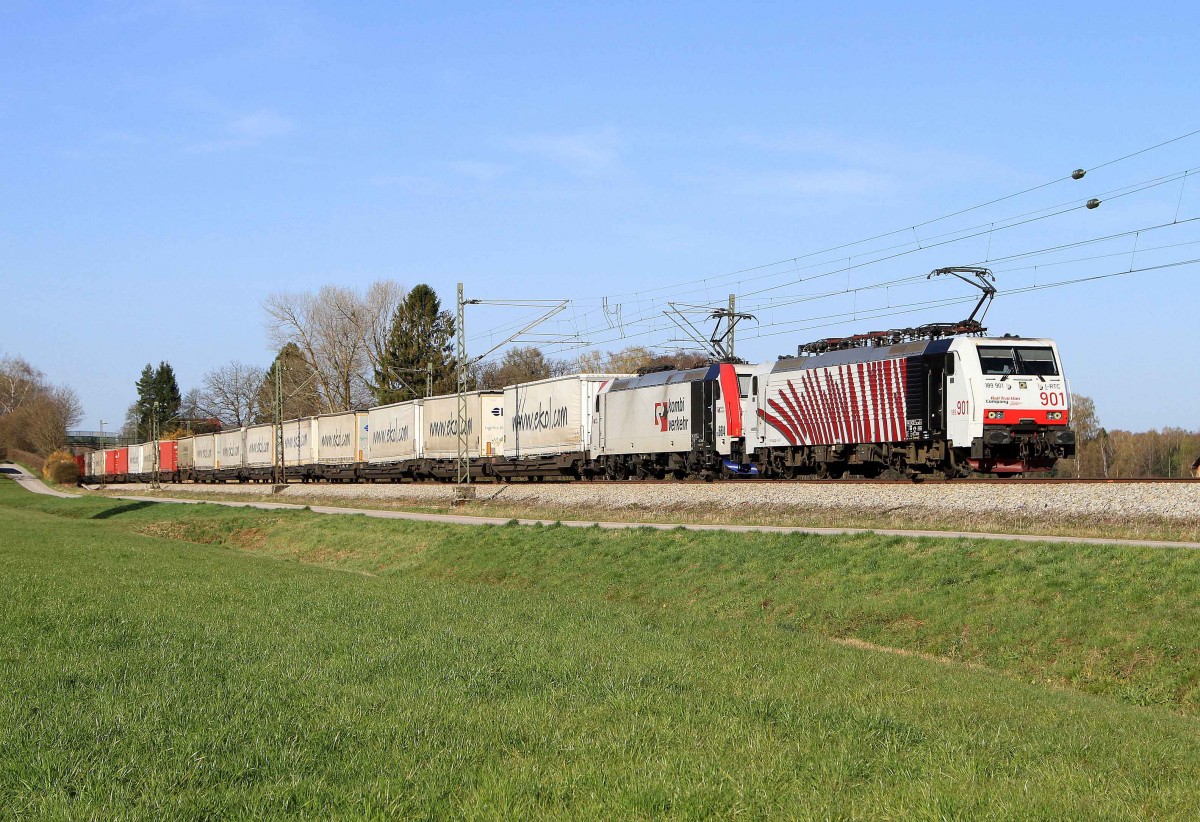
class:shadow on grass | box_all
[91,502,158,520]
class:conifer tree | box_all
[254,343,323,422]
[153,361,181,425]
[373,284,456,404]
[133,361,182,439]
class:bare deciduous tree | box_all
[576,345,710,374]
[180,387,206,420]
[26,385,83,456]
[201,361,266,427]
[0,355,45,416]
[263,280,404,412]
[359,279,407,382]
[0,356,83,457]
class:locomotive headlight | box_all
[1047,411,1063,420]
[986,410,1003,420]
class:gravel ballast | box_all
[93,480,1200,523]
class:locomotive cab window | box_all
[1015,347,1059,376]
[978,346,1018,375]
[737,375,751,398]
[977,345,1059,376]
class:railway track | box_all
[579,477,1200,485]
[289,475,1198,487]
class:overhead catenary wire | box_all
[523,162,1200,346]
[465,129,1200,359]
[534,246,1200,358]
[738,164,1200,302]
[566,127,1200,305]
[743,214,1200,312]
[744,256,1200,340]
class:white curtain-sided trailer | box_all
[127,443,143,477]
[192,433,217,480]
[244,424,275,476]
[134,442,160,479]
[215,429,245,477]
[281,418,316,478]
[420,392,504,460]
[594,371,704,457]
[313,411,367,479]
[177,436,194,476]
[363,400,421,477]
[498,374,632,477]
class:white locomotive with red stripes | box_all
[737,334,1074,478]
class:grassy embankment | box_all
[3,476,1200,817]
[84,482,1200,544]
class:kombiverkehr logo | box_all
[653,398,688,432]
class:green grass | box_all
[3,477,1200,817]
[59,485,1200,712]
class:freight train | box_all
[81,331,1075,484]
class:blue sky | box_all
[2,1,1197,431]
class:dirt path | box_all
[0,464,79,499]
[100,492,1200,550]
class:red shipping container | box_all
[105,449,118,475]
[113,447,129,476]
[159,441,178,472]
[74,454,86,475]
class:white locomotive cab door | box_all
[754,376,766,443]
[593,396,605,450]
[945,353,974,449]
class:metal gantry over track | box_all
[663,293,756,363]
[453,282,578,503]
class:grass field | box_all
[3,477,1200,817]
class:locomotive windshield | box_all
[977,345,1059,376]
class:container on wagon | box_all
[366,400,421,464]
[420,391,504,459]
[128,443,143,477]
[176,436,194,472]
[243,424,275,468]
[593,366,718,457]
[504,374,630,460]
[216,428,245,473]
[159,440,178,474]
[112,447,129,477]
[313,411,361,465]
[193,433,216,471]
[281,418,315,468]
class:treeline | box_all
[1054,395,1199,478]
[136,281,706,436]
[0,355,83,459]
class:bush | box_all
[43,450,80,485]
